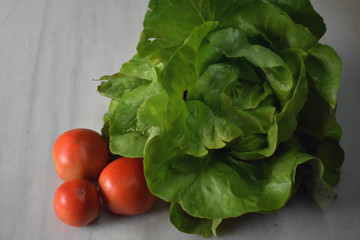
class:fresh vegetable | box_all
[97,0,344,237]
[53,128,110,181]
[98,157,157,215]
[53,179,101,227]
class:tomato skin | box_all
[53,128,110,181]
[98,157,157,215]
[53,179,101,227]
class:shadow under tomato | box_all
[90,198,170,227]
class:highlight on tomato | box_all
[52,128,110,181]
[98,157,157,215]
[53,179,101,227]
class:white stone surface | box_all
[0,0,359,239]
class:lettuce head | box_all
[97,0,344,237]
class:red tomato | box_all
[98,157,157,215]
[53,179,101,227]
[53,128,110,181]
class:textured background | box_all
[0,0,359,239]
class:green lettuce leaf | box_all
[144,131,296,219]
[170,203,222,238]
[268,0,326,39]
[137,0,240,60]
[159,21,218,93]
[207,27,293,104]
[108,81,162,157]
[98,75,150,100]
[305,44,342,109]
[150,135,340,234]
[219,0,318,50]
